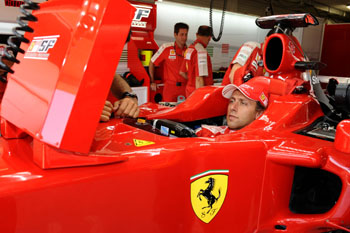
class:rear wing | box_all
[256,13,319,30]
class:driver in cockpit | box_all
[196,77,270,137]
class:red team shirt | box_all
[151,42,187,102]
[195,125,235,137]
[181,39,213,97]
[221,41,264,86]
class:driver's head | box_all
[222,77,270,130]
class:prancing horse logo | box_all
[190,170,229,223]
[197,177,221,214]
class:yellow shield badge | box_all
[190,170,229,223]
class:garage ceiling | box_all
[144,0,350,23]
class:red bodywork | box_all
[0,2,349,233]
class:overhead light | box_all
[347,3,350,9]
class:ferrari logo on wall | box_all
[190,170,229,223]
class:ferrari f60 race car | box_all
[0,0,350,232]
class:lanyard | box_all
[173,44,185,57]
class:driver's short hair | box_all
[256,101,266,112]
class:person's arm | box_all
[179,71,188,80]
[112,74,139,118]
[195,76,205,89]
[195,49,208,89]
[228,63,242,84]
[148,61,157,91]
[100,74,139,121]
[179,58,188,80]
[110,74,132,98]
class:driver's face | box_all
[226,90,260,130]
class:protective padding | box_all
[1,0,134,153]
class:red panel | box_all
[335,120,350,153]
[1,0,135,153]
[147,86,229,121]
[320,24,350,77]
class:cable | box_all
[209,0,227,42]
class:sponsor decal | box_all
[255,53,261,61]
[168,55,176,60]
[191,170,229,223]
[311,75,320,85]
[260,92,268,106]
[288,41,296,55]
[24,35,59,60]
[241,83,254,90]
[170,49,176,56]
[133,139,155,147]
[251,61,258,71]
[184,48,194,60]
[131,4,151,28]
[4,0,24,7]
[160,126,169,136]
[277,75,286,81]
[198,51,207,65]
[238,53,248,61]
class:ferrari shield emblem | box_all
[190,170,229,223]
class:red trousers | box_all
[163,82,186,102]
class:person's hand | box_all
[150,82,157,91]
[100,100,113,122]
[114,97,139,118]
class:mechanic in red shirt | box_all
[196,77,270,137]
[221,41,264,86]
[149,22,189,102]
[180,25,213,97]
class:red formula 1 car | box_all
[0,1,350,232]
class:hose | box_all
[209,0,227,42]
